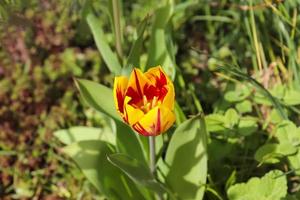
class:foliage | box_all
[227,170,287,200]
[1,0,300,199]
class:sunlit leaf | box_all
[205,113,226,132]
[275,121,300,175]
[62,140,145,199]
[87,13,122,75]
[224,108,239,128]
[283,89,300,105]
[145,2,176,79]
[123,15,150,75]
[108,153,165,197]
[165,114,207,200]
[227,170,287,200]
[235,100,252,113]
[76,79,147,164]
[54,126,115,145]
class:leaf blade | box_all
[75,79,147,164]
[87,13,122,75]
[62,140,145,200]
[54,126,115,145]
[165,114,208,200]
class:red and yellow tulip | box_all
[113,66,175,136]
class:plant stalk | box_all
[149,136,163,200]
[149,136,156,175]
[112,0,123,60]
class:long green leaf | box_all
[145,2,175,79]
[54,126,115,145]
[123,15,150,75]
[165,114,208,200]
[62,140,145,200]
[76,79,147,164]
[87,13,122,75]
[108,153,169,198]
[76,79,120,120]
[115,120,148,164]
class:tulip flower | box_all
[113,66,175,136]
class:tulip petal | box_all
[145,66,174,108]
[133,105,175,136]
[123,96,145,126]
[113,76,128,114]
[145,66,168,86]
[162,83,175,109]
[126,68,153,105]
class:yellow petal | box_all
[144,66,164,83]
[133,105,175,136]
[123,96,145,126]
[162,81,175,109]
[113,76,128,115]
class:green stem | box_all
[112,0,123,60]
[149,136,156,175]
[150,136,164,200]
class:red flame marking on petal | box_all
[144,84,158,100]
[133,122,151,136]
[134,69,143,98]
[126,87,141,105]
[155,108,161,134]
[156,70,167,88]
[116,88,125,113]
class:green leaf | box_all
[87,13,122,75]
[224,108,239,128]
[255,144,281,164]
[115,121,148,165]
[270,84,286,100]
[54,126,115,145]
[237,117,258,136]
[174,101,187,125]
[227,170,287,200]
[277,142,298,155]
[269,109,283,124]
[235,100,252,113]
[62,140,145,200]
[255,142,297,165]
[76,79,147,164]
[275,121,300,175]
[283,89,300,105]
[224,90,250,103]
[253,92,272,106]
[275,121,300,146]
[216,65,288,120]
[205,113,226,132]
[165,114,207,200]
[145,3,175,79]
[124,15,150,75]
[287,150,300,176]
[107,153,165,197]
[76,79,120,120]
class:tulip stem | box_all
[149,136,156,175]
[149,136,163,200]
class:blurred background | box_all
[1,0,300,199]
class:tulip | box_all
[113,66,175,136]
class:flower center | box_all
[141,95,159,113]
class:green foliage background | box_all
[1,0,300,199]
